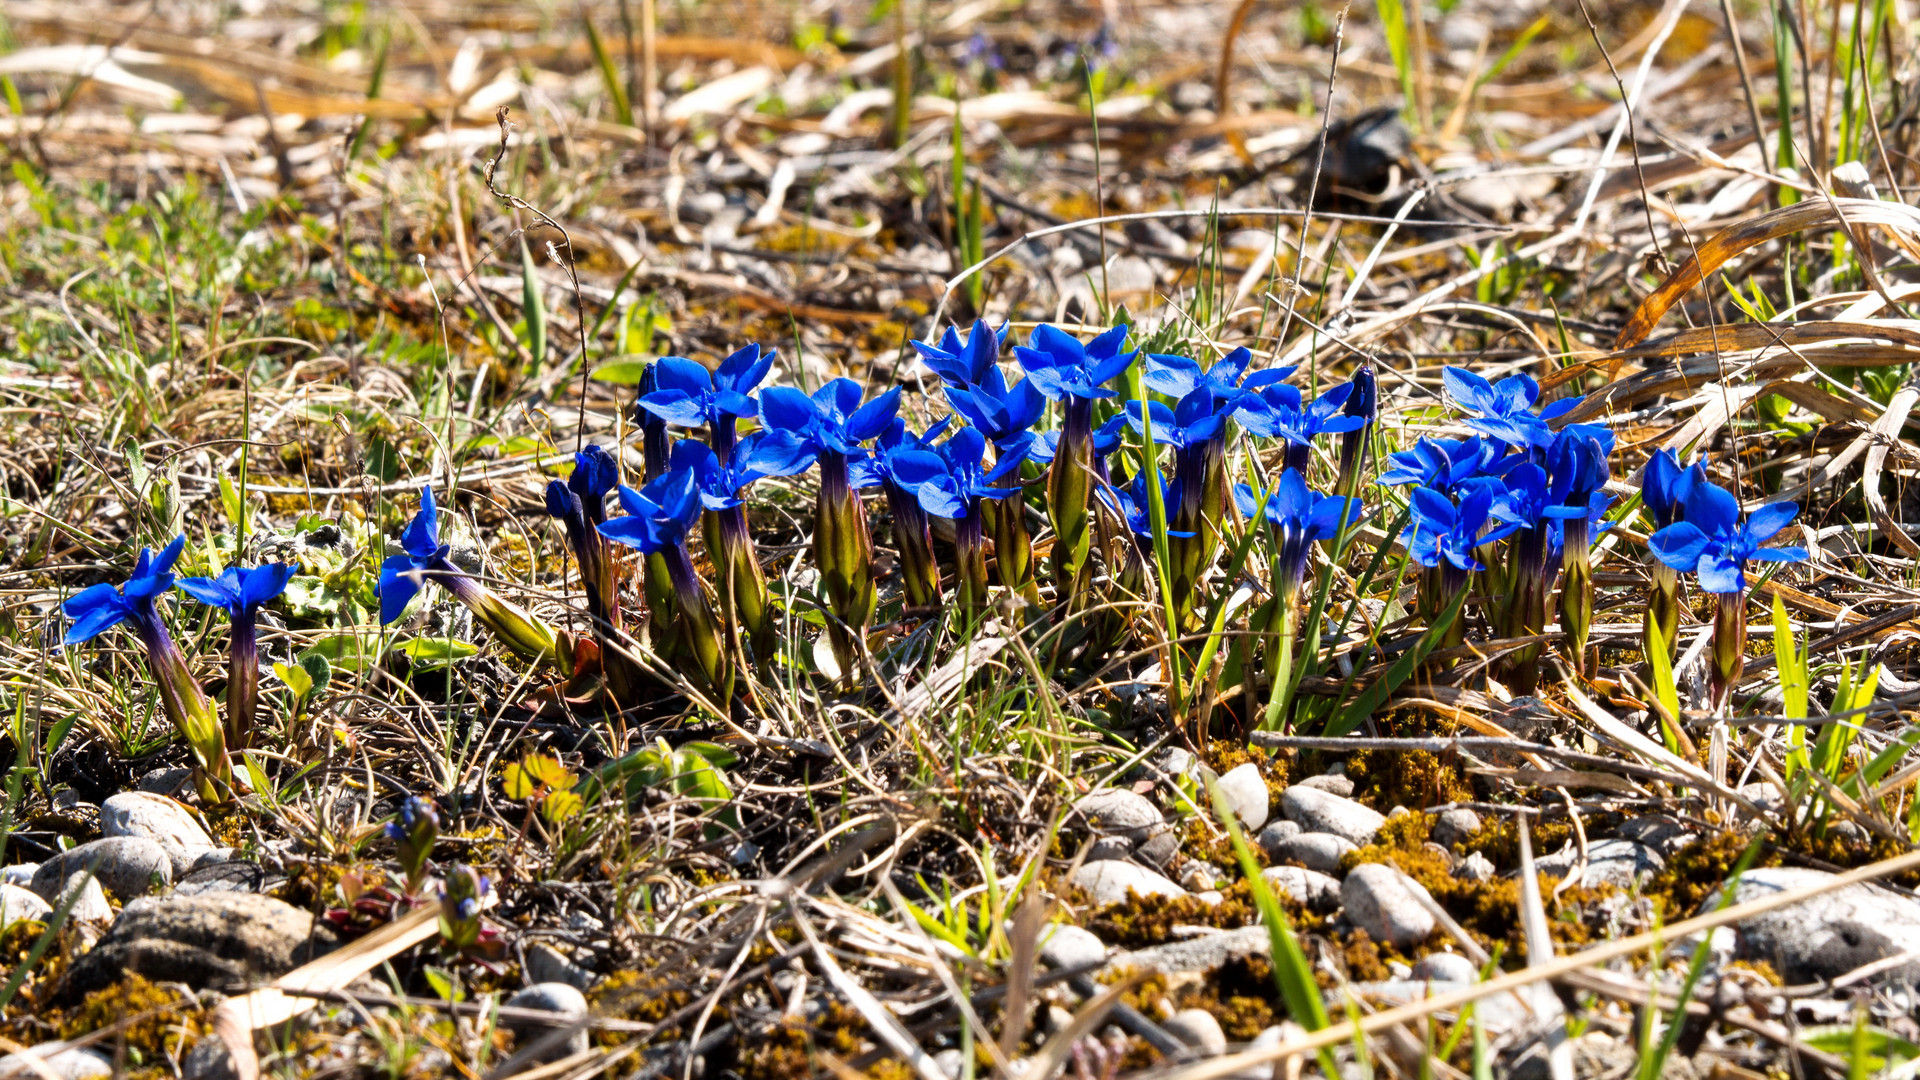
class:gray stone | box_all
[1342,981,1556,1035]
[1261,866,1341,913]
[1,865,34,886]
[1085,836,1134,862]
[1073,788,1165,840]
[53,876,112,926]
[504,983,590,1060]
[0,1047,111,1080]
[525,944,595,991]
[1710,867,1920,984]
[1533,839,1663,889]
[181,1039,236,1080]
[1193,890,1224,907]
[101,792,215,876]
[1341,865,1436,949]
[1214,763,1269,830]
[0,883,51,927]
[1411,951,1479,983]
[1739,782,1785,817]
[30,837,172,902]
[1431,808,1482,848]
[1151,747,1200,782]
[932,1048,966,1080]
[175,861,264,896]
[1296,774,1355,798]
[1455,851,1495,882]
[60,891,339,999]
[1281,787,1385,846]
[1163,1008,1228,1056]
[1268,832,1355,875]
[1180,862,1224,892]
[190,848,238,872]
[1070,861,1186,906]
[1136,830,1180,868]
[1037,923,1107,970]
[1422,842,1454,870]
[1229,1027,1290,1080]
[136,767,192,795]
[1254,820,1302,860]
[1614,816,1695,858]
[1102,925,1273,976]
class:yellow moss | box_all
[738,1000,868,1080]
[58,975,203,1060]
[1345,748,1474,812]
[1084,881,1263,949]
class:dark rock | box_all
[174,861,265,897]
[31,837,172,902]
[61,892,338,999]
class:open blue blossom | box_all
[897,426,1028,611]
[1404,485,1519,575]
[1016,323,1135,596]
[1233,469,1364,599]
[911,319,1008,389]
[1442,367,1599,451]
[1125,387,1230,451]
[1143,346,1294,403]
[870,420,951,610]
[601,447,731,698]
[637,345,775,457]
[1012,324,1136,402]
[379,488,556,662]
[1235,383,1365,471]
[1641,449,1706,531]
[1029,413,1126,472]
[1649,480,1808,708]
[64,536,232,800]
[1648,482,1806,596]
[176,561,298,752]
[758,379,903,462]
[1379,436,1505,495]
[757,378,901,673]
[946,374,1047,449]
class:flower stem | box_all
[227,610,258,752]
[816,450,875,678]
[1711,590,1746,712]
[137,611,233,802]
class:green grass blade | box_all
[1645,834,1764,1076]
[583,12,635,127]
[521,236,548,370]
[1208,776,1334,1074]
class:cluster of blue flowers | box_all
[62,323,1816,801]
[1385,367,1806,703]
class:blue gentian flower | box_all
[1129,386,1243,624]
[1106,469,1193,542]
[1233,469,1364,606]
[1404,485,1519,577]
[1639,448,1705,662]
[600,446,731,699]
[1648,482,1807,596]
[176,561,298,752]
[897,427,1026,610]
[378,488,556,663]
[633,362,672,483]
[1016,324,1136,596]
[439,865,489,949]
[1442,367,1594,451]
[544,444,622,627]
[872,419,952,611]
[636,345,775,457]
[757,378,901,674]
[1379,436,1505,495]
[64,536,232,800]
[1236,383,1366,472]
[1143,346,1294,403]
[911,319,1008,389]
[1649,480,1809,708]
[691,434,795,659]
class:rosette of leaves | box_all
[583,738,739,839]
[502,752,583,825]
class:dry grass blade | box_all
[1011,973,1146,1080]
[214,898,485,1080]
[792,908,947,1080]
[1515,816,1571,1080]
[1614,198,1920,349]
[1862,386,1920,559]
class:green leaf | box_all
[1208,776,1335,1074]
[1645,615,1682,755]
[282,576,349,618]
[581,12,634,127]
[521,236,547,367]
[422,965,466,1003]
[1800,1024,1920,1071]
[301,634,384,673]
[394,637,479,669]
[363,437,400,484]
[300,651,333,694]
[273,662,313,699]
[590,357,660,385]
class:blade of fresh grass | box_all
[1208,775,1336,1076]
[1643,834,1765,1078]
